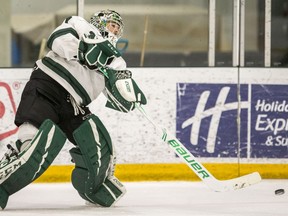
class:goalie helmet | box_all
[90,9,124,45]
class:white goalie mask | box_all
[89,9,124,46]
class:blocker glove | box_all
[78,39,121,69]
[100,67,147,113]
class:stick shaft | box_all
[136,104,261,192]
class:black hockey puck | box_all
[275,189,285,195]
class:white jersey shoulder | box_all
[64,16,103,41]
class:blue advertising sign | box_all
[251,84,288,158]
[176,83,288,159]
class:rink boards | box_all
[0,67,287,181]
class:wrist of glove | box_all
[78,40,121,69]
[104,68,147,113]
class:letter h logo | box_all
[176,83,249,158]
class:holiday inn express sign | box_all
[176,83,288,159]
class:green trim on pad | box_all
[34,163,288,183]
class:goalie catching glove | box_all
[101,68,147,112]
[78,37,121,69]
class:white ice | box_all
[3,180,288,216]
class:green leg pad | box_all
[70,147,112,205]
[0,119,66,209]
[0,186,9,209]
[71,114,125,206]
[69,146,111,194]
[72,115,112,194]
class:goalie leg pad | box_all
[71,114,125,206]
[72,114,112,194]
[84,175,126,207]
[0,119,66,209]
[70,147,126,207]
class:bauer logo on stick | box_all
[168,139,210,179]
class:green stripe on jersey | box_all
[47,28,79,49]
[42,57,91,105]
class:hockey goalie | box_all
[0,9,146,209]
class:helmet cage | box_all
[90,10,124,39]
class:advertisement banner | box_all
[250,84,288,158]
[176,83,288,159]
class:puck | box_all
[275,189,285,195]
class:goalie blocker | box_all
[99,67,147,113]
[0,119,67,209]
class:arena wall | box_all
[0,67,287,182]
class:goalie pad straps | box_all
[71,114,126,207]
[0,119,66,209]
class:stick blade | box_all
[213,172,262,192]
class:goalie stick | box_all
[135,104,261,192]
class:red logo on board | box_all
[0,82,18,140]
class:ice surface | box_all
[3,180,288,216]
